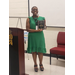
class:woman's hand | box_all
[37,29,43,32]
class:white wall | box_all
[9,0,28,29]
[9,0,28,17]
[30,0,65,27]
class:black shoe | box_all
[34,65,38,72]
[39,64,44,71]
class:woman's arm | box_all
[44,20,47,29]
[26,18,42,32]
[43,20,47,30]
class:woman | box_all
[26,6,46,72]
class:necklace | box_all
[32,17,38,26]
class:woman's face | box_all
[31,7,38,16]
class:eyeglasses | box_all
[32,9,38,11]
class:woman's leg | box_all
[32,52,37,65]
[38,52,44,71]
[38,52,43,65]
[32,52,38,72]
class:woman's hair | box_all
[31,6,38,10]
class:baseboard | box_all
[24,50,65,59]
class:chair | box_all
[50,32,65,65]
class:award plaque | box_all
[37,20,45,29]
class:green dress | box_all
[27,16,46,53]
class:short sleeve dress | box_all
[27,16,46,53]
